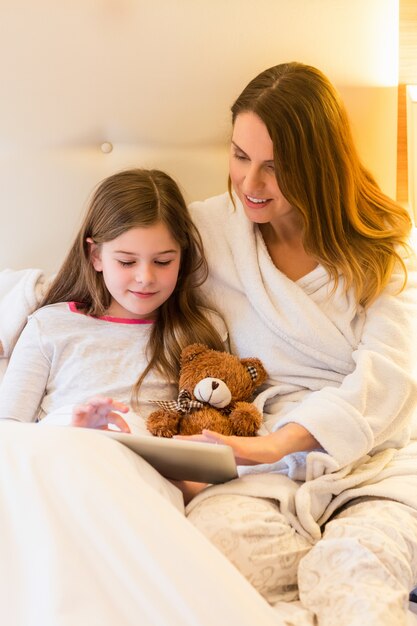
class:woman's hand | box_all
[175,430,282,465]
[72,396,131,432]
[175,423,319,465]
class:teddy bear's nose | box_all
[211,381,219,390]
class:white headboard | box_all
[0,0,399,274]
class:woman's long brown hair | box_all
[41,169,225,408]
[230,62,412,307]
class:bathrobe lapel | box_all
[226,198,355,375]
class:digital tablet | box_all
[100,431,238,484]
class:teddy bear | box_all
[146,343,267,438]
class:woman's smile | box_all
[244,195,272,209]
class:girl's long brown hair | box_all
[230,62,412,307]
[41,169,225,408]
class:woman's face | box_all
[229,111,293,225]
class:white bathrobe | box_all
[188,192,417,540]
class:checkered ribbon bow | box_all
[149,389,205,414]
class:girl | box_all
[183,62,417,625]
[0,168,226,432]
[0,168,279,626]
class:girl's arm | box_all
[0,316,49,422]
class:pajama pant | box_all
[187,494,417,626]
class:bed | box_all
[0,1,416,624]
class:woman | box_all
[185,62,417,625]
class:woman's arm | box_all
[276,254,417,467]
[169,425,317,504]
[176,422,319,465]
[0,316,49,422]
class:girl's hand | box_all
[169,479,209,505]
[72,396,131,433]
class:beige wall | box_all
[0,0,399,272]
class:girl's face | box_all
[90,222,181,320]
[229,111,294,225]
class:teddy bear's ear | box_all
[180,343,209,364]
[240,358,268,387]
